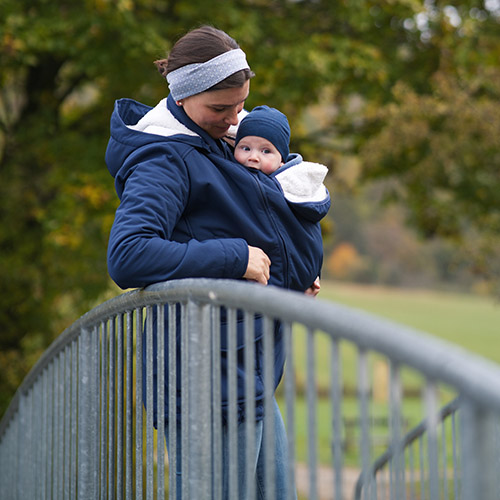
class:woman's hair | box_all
[155,25,254,90]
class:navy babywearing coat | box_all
[106,95,330,425]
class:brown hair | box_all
[154,25,254,91]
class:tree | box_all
[0,0,172,414]
[0,0,427,415]
[356,3,500,292]
[2,0,499,416]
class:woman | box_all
[106,25,325,499]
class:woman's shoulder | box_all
[109,98,208,159]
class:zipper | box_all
[250,171,290,289]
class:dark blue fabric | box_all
[106,95,329,424]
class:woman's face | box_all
[179,80,250,139]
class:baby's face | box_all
[234,136,283,175]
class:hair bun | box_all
[154,59,169,78]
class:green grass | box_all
[281,281,500,467]
[279,395,429,467]
[318,280,500,364]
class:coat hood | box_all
[105,96,210,191]
[273,154,331,223]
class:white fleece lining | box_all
[275,162,329,203]
[127,98,199,138]
[127,101,328,204]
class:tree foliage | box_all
[356,3,500,291]
[0,0,170,413]
[1,0,499,415]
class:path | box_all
[295,464,360,500]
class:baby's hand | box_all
[305,277,321,297]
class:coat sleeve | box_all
[107,149,249,289]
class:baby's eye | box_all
[239,145,250,152]
[262,149,272,154]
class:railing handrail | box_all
[353,396,461,499]
[147,280,500,410]
[2,278,500,500]
[3,278,500,437]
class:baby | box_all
[234,105,330,295]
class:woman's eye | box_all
[212,107,225,113]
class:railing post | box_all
[16,397,25,500]
[186,300,212,499]
[4,278,500,500]
[17,391,32,500]
[460,400,498,500]
[77,326,94,499]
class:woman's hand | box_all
[305,277,321,297]
[243,246,271,285]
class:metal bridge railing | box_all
[1,278,500,499]
[354,397,461,499]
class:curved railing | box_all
[354,397,461,499]
[1,278,499,499]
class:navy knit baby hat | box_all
[235,105,291,161]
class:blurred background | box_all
[1,0,499,417]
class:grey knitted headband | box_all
[166,49,250,101]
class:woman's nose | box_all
[225,107,240,126]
